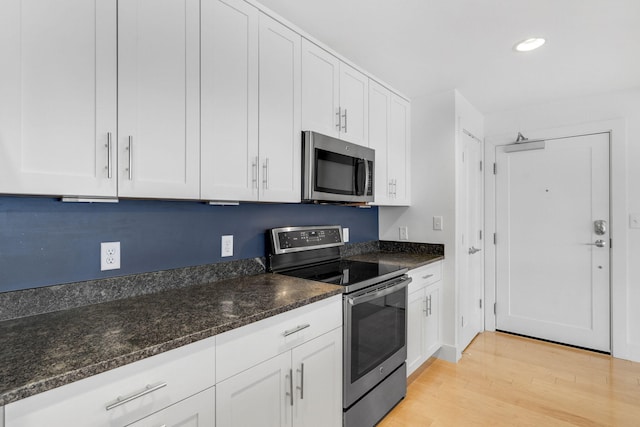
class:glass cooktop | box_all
[278,259,406,291]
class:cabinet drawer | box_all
[216,294,342,382]
[408,261,442,292]
[5,337,215,427]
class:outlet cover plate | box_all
[343,227,350,243]
[221,235,233,257]
[433,216,444,231]
[101,242,121,271]
[399,226,409,241]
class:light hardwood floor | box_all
[379,332,640,427]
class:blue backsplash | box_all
[0,196,378,292]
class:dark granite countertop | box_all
[346,252,444,269]
[0,274,342,406]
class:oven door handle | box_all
[347,277,411,306]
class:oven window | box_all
[315,149,356,195]
[350,287,406,383]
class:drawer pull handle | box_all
[422,274,434,280]
[105,382,167,411]
[283,323,310,337]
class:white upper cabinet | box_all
[301,41,369,147]
[117,0,200,199]
[258,13,301,203]
[201,0,260,202]
[0,0,117,197]
[388,93,411,204]
[301,40,341,138]
[368,80,411,206]
[339,63,369,146]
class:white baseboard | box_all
[436,344,459,363]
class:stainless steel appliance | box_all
[267,225,410,427]
[302,131,375,203]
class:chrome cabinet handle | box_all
[297,363,305,399]
[252,156,258,189]
[342,108,348,133]
[287,369,294,406]
[468,246,481,255]
[283,323,310,337]
[262,158,269,190]
[127,136,133,180]
[106,132,112,179]
[586,240,607,248]
[428,295,432,316]
[336,107,341,130]
[422,274,434,280]
[105,382,167,411]
[423,297,428,315]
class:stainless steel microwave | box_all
[302,131,375,203]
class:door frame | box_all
[483,119,629,360]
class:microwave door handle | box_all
[355,159,366,196]
[364,160,371,197]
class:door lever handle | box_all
[468,246,481,255]
[585,240,607,248]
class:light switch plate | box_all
[399,226,409,241]
[630,213,640,229]
[343,227,350,243]
[221,235,233,257]
[433,216,444,231]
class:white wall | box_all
[380,89,484,362]
[484,87,640,361]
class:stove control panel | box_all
[269,225,343,254]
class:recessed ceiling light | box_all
[514,37,546,52]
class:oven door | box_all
[343,275,410,408]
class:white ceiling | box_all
[257,0,640,114]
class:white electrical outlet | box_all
[221,235,233,257]
[101,242,120,271]
[343,227,350,243]
[399,226,409,241]
[433,216,444,231]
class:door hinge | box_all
[461,316,464,327]
[493,163,497,175]
[494,303,496,315]
[480,161,483,171]
[493,233,497,245]
[479,299,483,309]
[479,230,483,240]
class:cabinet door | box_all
[368,80,391,205]
[292,328,342,427]
[339,64,368,146]
[216,352,292,427]
[406,288,426,376]
[387,94,411,205]
[201,0,259,202]
[258,13,301,203]
[301,40,340,138]
[424,285,441,359]
[127,387,215,427]
[0,0,117,197]
[118,0,200,199]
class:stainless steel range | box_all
[267,225,410,427]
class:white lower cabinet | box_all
[407,262,442,376]
[216,328,341,427]
[216,294,342,427]
[126,387,215,427]
[4,337,216,427]
[4,296,343,427]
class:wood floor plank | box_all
[379,332,640,426]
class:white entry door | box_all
[459,130,484,351]
[495,132,610,352]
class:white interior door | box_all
[459,131,484,351]
[495,133,610,352]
